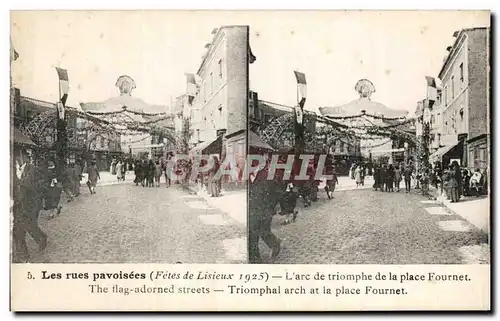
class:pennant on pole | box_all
[55,67,69,105]
[425,76,437,103]
[294,105,303,125]
[185,73,197,97]
[294,71,307,108]
[10,38,19,63]
[56,102,65,120]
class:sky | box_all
[10,11,248,111]
[248,10,490,114]
[11,11,489,114]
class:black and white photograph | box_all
[10,11,249,264]
[248,11,491,264]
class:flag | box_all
[55,67,69,105]
[185,73,197,97]
[56,102,65,120]
[294,104,303,125]
[425,76,437,103]
[248,45,256,64]
[294,71,307,107]
[10,39,19,63]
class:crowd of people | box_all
[430,161,488,203]
[249,153,340,264]
[11,148,93,263]
[132,158,170,188]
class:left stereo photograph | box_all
[10,11,249,264]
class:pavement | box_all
[26,179,246,264]
[188,183,247,226]
[261,187,490,264]
[428,186,490,234]
[80,170,135,186]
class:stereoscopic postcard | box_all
[10,10,491,311]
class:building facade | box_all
[437,27,489,169]
[189,25,249,166]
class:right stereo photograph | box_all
[247,11,491,265]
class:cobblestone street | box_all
[27,182,247,264]
[262,187,490,264]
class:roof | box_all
[189,135,222,155]
[249,130,274,151]
[197,26,248,75]
[12,127,36,146]
[438,27,489,79]
[20,96,78,112]
[318,98,409,118]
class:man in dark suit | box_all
[248,155,283,264]
[12,150,47,263]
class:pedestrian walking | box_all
[40,160,63,219]
[447,166,459,203]
[12,151,48,263]
[134,160,143,186]
[386,164,395,192]
[324,155,338,199]
[349,164,356,180]
[147,159,155,187]
[394,165,402,192]
[462,169,471,196]
[207,155,221,197]
[452,161,462,199]
[354,166,362,188]
[73,160,82,197]
[469,168,484,196]
[248,156,282,264]
[154,160,162,187]
[373,165,381,191]
[87,160,100,194]
[110,159,117,175]
[403,164,412,193]
[360,165,365,186]
[62,163,75,203]
[116,160,124,181]
[121,159,126,181]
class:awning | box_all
[249,131,274,152]
[189,135,222,155]
[430,143,461,163]
[11,128,36,147]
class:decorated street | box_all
[26,180,246,264]
[260,182,490,265]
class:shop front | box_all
[467,134,488,170]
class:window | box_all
[218,59,223,78]
[218,104,222,113]
[451,76,455,99]
[210,72,214,94]
[26,110,34,122]
[443,86,448,106]
[459,63,464,82]
[431,115,435,124]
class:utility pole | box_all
[293,70,307,153]
[56,101,67,179]
[55,67,69,179]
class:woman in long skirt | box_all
[154,160,162,187]
[87,160,100,194]
[42,161,63,219]
[354,166,362,187]
[116,161,124,181]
